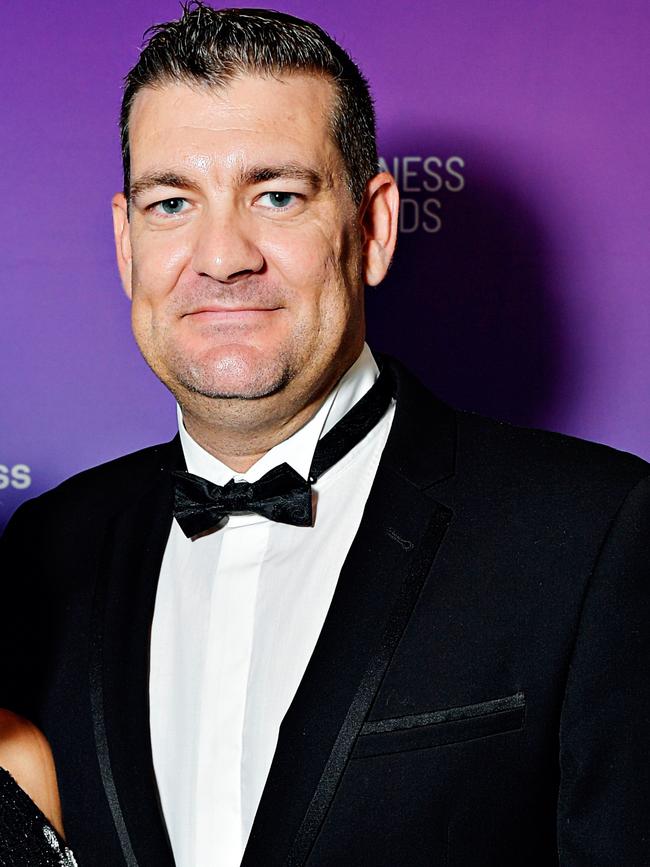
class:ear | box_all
[359,171,399,286]
[111,192,133,299]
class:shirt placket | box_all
[193,516,270,867]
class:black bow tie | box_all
[173,463,312,536]
[172,364,393,537]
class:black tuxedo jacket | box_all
[1,359,649,866]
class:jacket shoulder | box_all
[4,439,180,533]
[386,355,649,497]
[455,408,649,497]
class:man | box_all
[1,5,648,866]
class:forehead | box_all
[127,73,341,178]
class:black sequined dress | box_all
[0,768,77,866]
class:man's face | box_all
[113,74,374,408]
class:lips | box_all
[182,306,282,325]
[187,306,279,315]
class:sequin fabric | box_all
[0,768,78,866]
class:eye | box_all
[152,198,188,215]
[258,191,298,209]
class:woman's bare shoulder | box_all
[0,709,64,837]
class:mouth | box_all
[184,306,283,322]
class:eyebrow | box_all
[129,172,202,201]
[236,163,330,191]
[129,163,331,201]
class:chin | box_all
[170,345,296,400]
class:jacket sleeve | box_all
[0,498,47,718]
[557,473,650,865]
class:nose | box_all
[191,206,264,283]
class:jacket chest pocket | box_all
[352,691,525,759]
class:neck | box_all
[179,376,337,474]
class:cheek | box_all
[266,224,354,314]
[267,235,324,286]
[314,230,364,324]
[130,232,191,308]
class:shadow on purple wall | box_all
[368,136,579,431]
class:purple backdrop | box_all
[1,0,649,530]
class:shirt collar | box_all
[178,343,379,486]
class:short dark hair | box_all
[120,3,378,204]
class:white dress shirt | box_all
[149,345,395,867]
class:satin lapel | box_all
[243,360,456,867]
[90,440,182,867]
